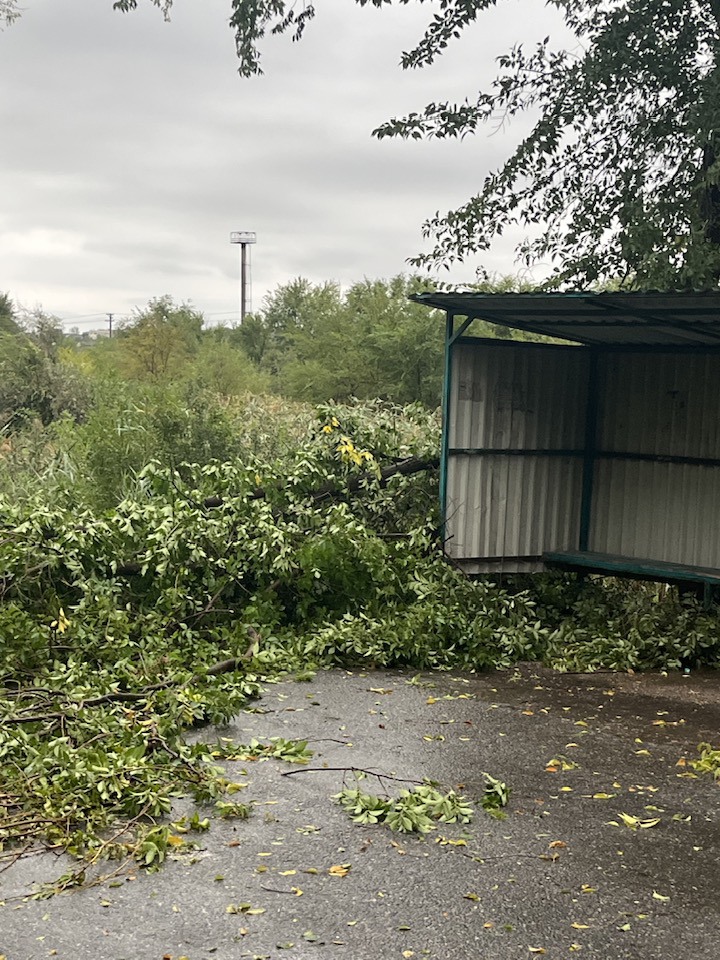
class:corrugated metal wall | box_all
[589,352,720,567]
[446,341,587,573]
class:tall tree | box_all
[115,0,720,288]
[239,278,344,379]
[19,307,66,360]
[119,296,203,381]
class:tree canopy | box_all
[228,274,445,407]
[113,0,720,289]
[0,0,20,28]
[118,295,204,381]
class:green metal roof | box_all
[410,291,720,346]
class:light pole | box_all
[230,230,257,323]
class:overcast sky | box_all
[1,0,562,330]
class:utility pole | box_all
[106,313,114,339]
[230,231,257,323]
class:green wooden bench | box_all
[544,550,720,602]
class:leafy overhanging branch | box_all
[136,0,720,288]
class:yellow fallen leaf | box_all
[463,892,481,901]
[278,870,296,876]
[402,952,415,958]
[329,863,351,877]
[528,948,546,955]
[571,922,591,929]
[548,840,567,849]
[620,811,661,829]
[291,886,303,896]
[652,891,670,901]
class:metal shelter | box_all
[411,291,720,588]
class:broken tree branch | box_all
[2,627,262,725]
[201,455,439,509]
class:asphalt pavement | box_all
[2,664,719,960]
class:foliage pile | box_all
[333,771,507,834]
[334,782,475,835]
[2,395,720,878]
[528,574,720,672]
[690,742,720,780]
[0,400,442,869]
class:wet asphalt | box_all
[1,664,719,960]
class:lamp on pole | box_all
[230,230,257,323]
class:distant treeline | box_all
[1,274,537,434]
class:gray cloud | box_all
[1,0,563,326]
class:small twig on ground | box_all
[0,844,34,875]
[280,765,425,786]
[303,738,353,746]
